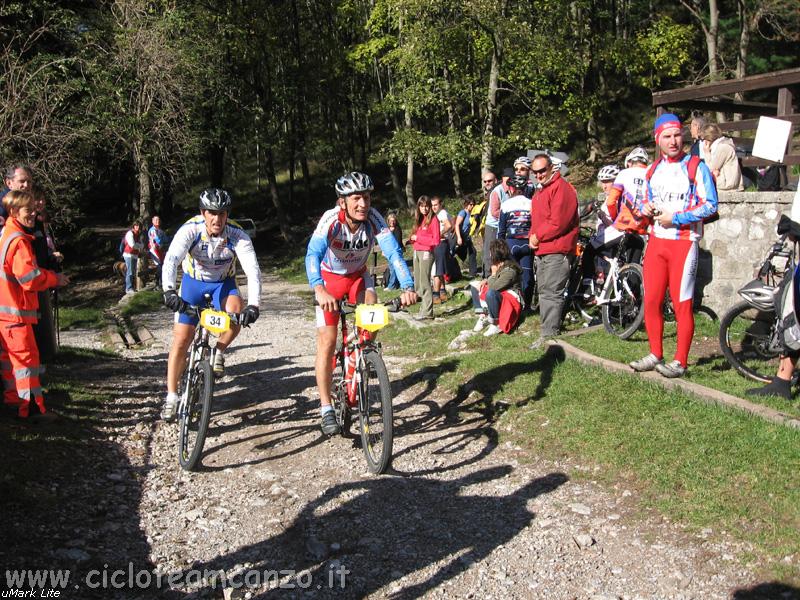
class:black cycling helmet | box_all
[508,175,528,190]
[199,188,232,212]
[335,172,374,197]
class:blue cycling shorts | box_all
[176,274,239,326]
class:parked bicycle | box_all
[176,294,240,471]
[718,234,794,383]
[330,298,403,474]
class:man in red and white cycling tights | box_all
[306,172,417,435]
[630,113,718,378]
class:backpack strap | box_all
[644,156,662,182]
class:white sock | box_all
[166,391,179,403]
[320,405,334,416]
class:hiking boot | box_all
[483,323,501,337]
[655,360,687,378]
[161,394,178,421]
[213,352,225,378]
[321,411,340,435]
[473,315,488,332]
[629,353,663,372]
[433,295,441,305]
[746,377,792,401]
[440,290,449,302]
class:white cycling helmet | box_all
[513,156,532,169]
[597,164,620,182]
[335,171,374,197]
[625,147,650,167]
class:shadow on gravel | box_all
[0,349,180,599]
[732,581,800,599]
[384,348,564,477]
[194,357,323,471]
[194,466,568,598]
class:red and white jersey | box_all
[645,155,717,242]
[305,207,412,290]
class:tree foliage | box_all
[0,0,796,225]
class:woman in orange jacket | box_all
[0,190,69,417]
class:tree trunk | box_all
[481,31,502,171]
[443,64,463,196]
[404,108,414,210]
[209,144,225,188]
[586,116,602,164]
[265,145,291,242]
[390,165,405,209]
[133,141,152,219]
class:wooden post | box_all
[777,87,794,188]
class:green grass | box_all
[272,254,308,284]
[378,313,800,582]
[566,318,800,419]
[120,290,163,317]
[58,306,106,330]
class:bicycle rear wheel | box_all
[357,348,393,474]
[719,301,779,383]
[602,263,645,339]
[178,359,213,471]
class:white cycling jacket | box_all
[162,216,262,307]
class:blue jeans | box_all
[123,254,137,292]
[470,286,502,319]
[506,238,533,309]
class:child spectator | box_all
[409,196,440,320]
[471,240,522,337]
[431,196,453,303]
[0,190,69,418]
[384,211,405,290]
[148,215,167,288]
[453,197,478,278]
[122,220,144,295]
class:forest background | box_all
[1,0,798,247]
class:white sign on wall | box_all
[752,116,793,163]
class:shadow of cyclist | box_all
[192,465,568,598]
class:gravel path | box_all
[48,274,775,599]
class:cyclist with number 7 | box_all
[306,172,417,435]
[159,188,262,421]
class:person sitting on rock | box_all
[470,240,522,337]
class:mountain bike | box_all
[331,298,403,474]
[596,234,646,339]
[719,234,794,383]
[177,294,240,471]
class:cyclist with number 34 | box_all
[306,172,417,436]
[160,188,262,421]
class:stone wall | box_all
[698,191,795,316]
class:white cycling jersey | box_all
[162,215,262,306]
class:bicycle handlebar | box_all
[338,297,405,314]
[181,304,242,325]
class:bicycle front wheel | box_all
[178,359,214,471]
[602,263,645,340]
[719,301,779,383]
[357,349,393,474]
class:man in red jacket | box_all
[529,154,579,346]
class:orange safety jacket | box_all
[0,217,59,323]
